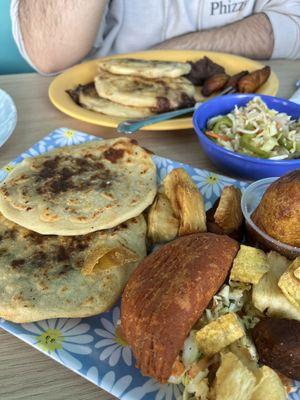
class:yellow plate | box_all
[49,50,279,131]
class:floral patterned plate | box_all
[0,128,299,400]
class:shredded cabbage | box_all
[176,281,261,398]
[206,96,300,159]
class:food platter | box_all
[49,50,279,130]
[0,127,298,400]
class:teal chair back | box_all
[0,0,33,74]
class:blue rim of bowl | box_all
[241,177,300,253]
[192,94,300,166]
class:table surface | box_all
[0,58,299,400]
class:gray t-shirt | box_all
[11,0,300,74]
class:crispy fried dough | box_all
[147,192,179,243]
[214,186,243,234]
[196,313,245,356]
[121,233,239,382]
[278,257,300,309]
[230,245,269,285]
[147,168,206,243]
[163,168,206,235]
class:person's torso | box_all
[93,0,258,56]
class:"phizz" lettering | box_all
[211,0,248,15]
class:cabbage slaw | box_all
[168,282,260,400]
[205,96,300,159]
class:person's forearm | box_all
[19,0,107,74]
[153,13,274,60]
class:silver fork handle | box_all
[116,86,236,135]
[117,105,198,134]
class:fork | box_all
[117,86,236,134]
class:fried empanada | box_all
[121,233,239,382]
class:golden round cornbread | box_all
[252,170,300,248]
[0,138,157,235]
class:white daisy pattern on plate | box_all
[86,366,100,385]
[153,156,176,181]
[101,371,133,399]
[0,168,8,182]
[0,162,18,182]
[95,306,132,367]
[192,169,238,199]
[52,128,89,146]
[18,318,93,371]
[22,142,54,158]
[123,378,183,400]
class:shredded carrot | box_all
[171,357,185,377]
[205,131,231,141]
[188,357,210,378]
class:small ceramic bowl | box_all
[241,177,300,259]
[0,89,17,148]
[192,94,300,180]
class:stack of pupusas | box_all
[68,58,196,117]
[0,138,156,323]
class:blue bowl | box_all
[192,94,300,180]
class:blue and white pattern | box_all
[0,128,298,400]
[0,89,17,148]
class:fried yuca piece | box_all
[163,168,206,235]
[196,313,245,356]
[210,352,256,400]
[252,251,300,321]
[238,66,271,93]
[230,245,269,285]
[147,192,179,243]
[278,257,300,309]
[214,186,243,234]
[148,168,206,242]
[251,366,287,400]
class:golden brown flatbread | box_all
[0,138,157,235]
[0,213,146,323]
